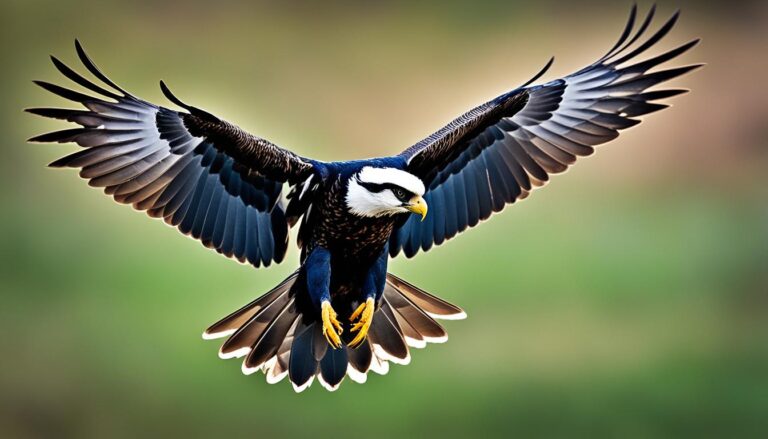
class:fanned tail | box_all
[203,272,465,392]
[203,272,299,341]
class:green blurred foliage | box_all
[1,0,767,438]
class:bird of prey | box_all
[28,5,699,391]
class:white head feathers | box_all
[345,167,425,218]
[356,167,425,195]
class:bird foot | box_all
[348,297,375,348]
[321,301,343,349]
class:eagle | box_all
[27,5,699,392]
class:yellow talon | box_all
[321,301,343,349]
[348,298,375,348]
[349,301,366,322]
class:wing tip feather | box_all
[160,80,220,122]
[74,38,132,97]
[521,56,555,88]
[28,131,65,143]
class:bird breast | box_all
[311,181,396,263]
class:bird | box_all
[27,5,699,392]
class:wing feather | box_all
[28,41,317,267]
[391,6,700,257]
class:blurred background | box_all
[1,0,766,437]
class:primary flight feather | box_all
[28,5,699,391]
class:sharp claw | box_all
[321,301,343,349]
[324,330,341,349]
[350,302,366,322]
[348,298,375,349]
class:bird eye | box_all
[393,188,406,199]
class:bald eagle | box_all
[27,5,699,391]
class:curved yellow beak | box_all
[405,195,428,221]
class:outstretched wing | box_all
[28,41,316,267]
[390,5,701,258]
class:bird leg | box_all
[348,297,375,348]
[321,301,343,349]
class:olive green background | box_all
[1,0,766,438]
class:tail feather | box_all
[204,271,465,392]
[369,351,390,375]
[385,296,427,349]
[266,329,294,384]
[203,271,298,339]
[384,284,448,342]
[347,339,373,375]
[276,320,298,358]
[218,288,292,359]
[311,323,328,362]
[319,345,348,391]
[387,274,466,319]
[266,351,289,384]
[288,323,317,391]
[243,298,298,372]
[368,303,410,365]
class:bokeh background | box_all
[1,0,766,437]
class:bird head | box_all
[346,166,427,220]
